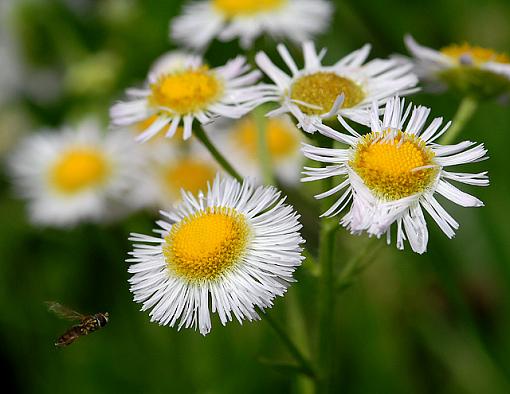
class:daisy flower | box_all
[256,41,419,133]
[302,97,488,254]
[127,175,304,335]
[170,0,333,50]
[209,115,305,185]
[9,119,143,227]
[140,136,221,209]
[405,35,510,98]
[110,51,272,142]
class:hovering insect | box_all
[46,302,109,347]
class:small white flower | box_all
[256,41,419,133]
[9,119,143,227]
[208,115,305,185]
[110,51,272,142]
[405,35,510,97]
[171,0,333,50]
[302,97,489,254]
[128,175,304,335]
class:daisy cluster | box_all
[7,0,502,335]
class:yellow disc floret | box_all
[441,43,510,65]
[234,117,299,161]
[150,67,223,115]
[162,159,216,197]
[163,207,250,282]
[290,72,364,116]
[50,148,109,194]
[213,0,286,17]
[350,130,438,200]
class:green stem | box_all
[194,126,242,182]
[253,106,275,185]
[261,312,317,379]
[316,219,337,393]
[439,96,478,145]
[336,238,383,293]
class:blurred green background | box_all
[1,0,510,393]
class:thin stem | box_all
[194,126,242,182]
[316,219,337,393]
[336,238,383,293]
[261,312,317,379]
[253,106,275,185]
[439,96,478,145]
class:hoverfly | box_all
[46,302,109,347]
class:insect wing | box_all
[46,301,84,321]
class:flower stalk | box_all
[439,96,478,145]
[316,218,337,393]
[253,105,275,185]
[194,125,243,181]
[261,311,317,379]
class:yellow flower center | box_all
[50,148,109,194]
[350,131,438,200]
[290,72,364,116]
[162,159,216,197]
[234,117,299,161]
[213,0,286,16]
[441,43,510,65]
[163,207,250,282]
[150,67,223,115]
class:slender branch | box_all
[253,106,275,185]
[439,96,478,145]
[336,238,383,293]
[316,219,337,393]
[261,311,317,380]
[194,126,242,181]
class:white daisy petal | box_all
[301,97,488,253]
[256,41,418,133]
[9,119,144,227]
[404,35,510,98]
[127,176,304,335]
[170,0,333,50]
[110,51,272,143]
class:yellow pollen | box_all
[50,148,109,194]
[234,117,299,161]
[350,130,438,200]
[290,72,364,116]
[163,207,250,282]
[162,159,216,196]
[213,0,286,16]
[150,67,223,115]
[441,43,510,65]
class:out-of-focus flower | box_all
[302,97,488,254]
[110,51,272,142]
[170,0,333,50]
[127,175,304,335]
[256,41,418,133]
[133,132,220,209]
[210,115,305,184]
[9,119,144,227]
[0,106,31,156]
[405,35,510,99]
